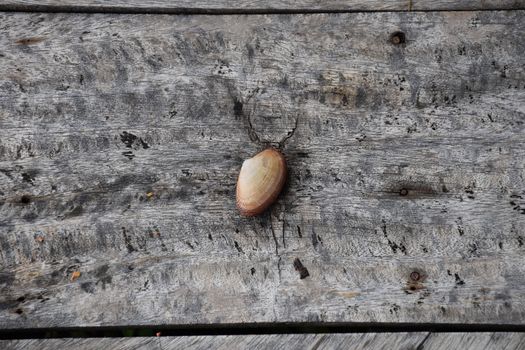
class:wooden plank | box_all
[0,333,430,350]
[422,332,525,350]
[0,10,524,328]
[2,333,525,350]
[0,337,161,350]
[0,0,523,13]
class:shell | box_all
[236,148,287,216]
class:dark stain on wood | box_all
[233,100,243,117]
[21,172,35,186]
[386,183,439,199]
[293,258,309,279]
[0,271,15,287]
[64,205,83,219]
[234,241,244,253]
[33,268,65,288]
[122,151,135,160]
[16,37,45,45]
[95,265,112,289]
[120,131,149,149]
[454,273,465,286]
[382,221,407,255]
[19,195,31,204]
[80,281,96,293]
[311,231,319,248]
[122,227,136,253]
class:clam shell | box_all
[236,148,287,216]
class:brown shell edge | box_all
[236,149,287,217]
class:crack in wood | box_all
[269,211,283,282]
[415,332,431,350]
[277,256,282,283]
[269,214,280,257]
[281,207,287,249]
[278,114,299,150]
[242,99,263,145]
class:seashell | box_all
[236,148,287,216]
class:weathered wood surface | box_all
[0,0,523,13]
[0,10,524,328]
[2,333,525,350]
[0,333,429,350]
[423,332,525,350]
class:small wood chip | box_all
[146,192,154,198]
[70,271,81,282]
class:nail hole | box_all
[399,188,409,196]
[20,195,31,204]
[409,286,416,291]
[390,31,406,45]
[15,308,23,314]
[16,296,26,302]
[410,271,420,281]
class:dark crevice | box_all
[244,107,262,144]
[269,215,279,256]
[276,256,282,282]
[1,323,525,339]
[278,116,299,150]
[269,212,282,282]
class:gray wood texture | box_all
[0,10,524,329]
[423,332,525,350]
[2,333,525,350]
[0,333,431,350]
[0,0,524,13]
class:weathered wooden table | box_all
[1,1,525,349]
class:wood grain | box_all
[1,337,161,350]
[0,10,524,328]
[0,333,430,350]
[2,333,525,350]
[0,0,523,13]
[422,332,525,350]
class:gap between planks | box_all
[2,322,525,339]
